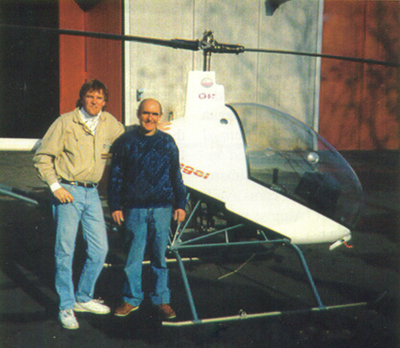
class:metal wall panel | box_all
[124,0,323,127]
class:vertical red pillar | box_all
[58,0,122,121]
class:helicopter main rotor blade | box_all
[245,47,399,68]
[1,23,398,67]
[0,23,201,51]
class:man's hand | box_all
[53,187,74,204]
[112,210,124,226]
[173,209,186,224]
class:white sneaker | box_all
[59,309,79,329]
[74,299,110,314]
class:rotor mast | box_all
[199,31,245,71]
[200,31,214,71]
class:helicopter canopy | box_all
[228,103,363,229]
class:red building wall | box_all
[57,0,399,150]
[319,0,399,150]
[59,0,123,121]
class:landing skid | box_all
[164,194,366,326]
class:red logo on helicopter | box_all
[180,164,210,179]
[199,93,216,100]
[201,78,214,88]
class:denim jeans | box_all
[53,184,108,311]
[123,206,172,306]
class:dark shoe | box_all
[158,304,176,320]
[114,302,139,317]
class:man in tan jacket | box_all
[33,79,125,329]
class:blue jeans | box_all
[53,184,108,311]
[123,206,172,306]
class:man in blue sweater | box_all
[108,98,186,320]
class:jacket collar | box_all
[72,108,106,123]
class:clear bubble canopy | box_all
[228,103,363,229]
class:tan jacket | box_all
[33,108,125,187]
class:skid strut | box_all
[164,195,365,326]
[169,239,325,326]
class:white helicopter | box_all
[169,71,362,247]
[0,27,366,326]
[157,31,363,245]
[153,31,364,325]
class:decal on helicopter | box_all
[200,77,214,88]
[199,93,216,100]
[180,164,210,179]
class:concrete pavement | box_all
[0,151,398,347]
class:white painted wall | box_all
[124,0,323,128]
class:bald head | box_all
[137,98,163,136]
[137,98,163,116]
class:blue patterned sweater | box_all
[107,126,187,212]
